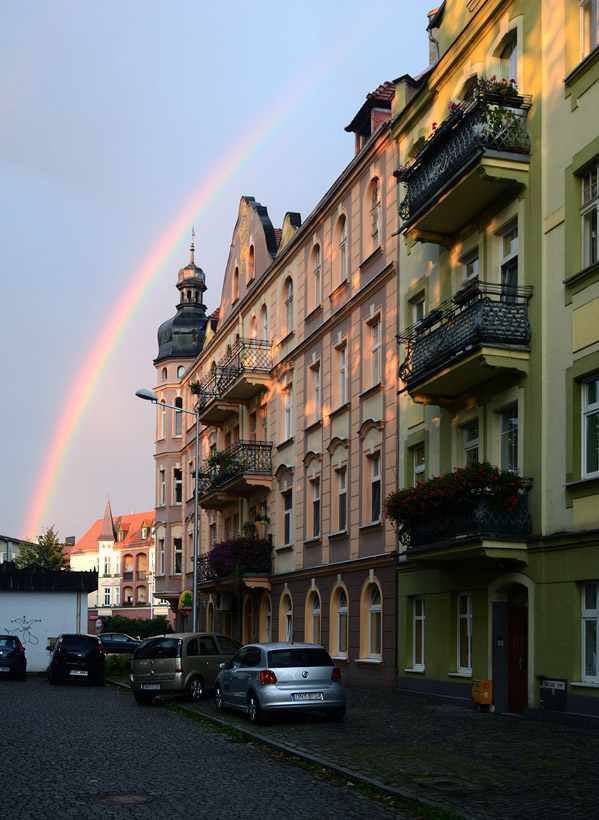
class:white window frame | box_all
[583,374,599,478]
[313,244,321,307]
[370,452,381,523]
[174,398,183,438]
[338,467,347,532]
[500,222,518,303]
[173,538,182,575]
[413,444,425,486]
[463,420,479,465]
[158,538,165,575]
[160,402,166,439]
[499,32,518,85]
[412,597,425,671]
[339,216,348,283]
[411,292,425,326]
[285,277,294,333]
[284,379,293,440]
[158,469,166,507]
[581,0,599,59]
[311,478,321,539]
[582,581,599,682]
[370,178,380,250]
[114,586,120,606]
[283,491,293,546]
[173,468,183,505]
[370,319,382,386]
[311,593,321,645]
[338,343,348,406]
[368,585,382,659]
[499,404,519,473]
[311,362,321,423]
[285,596,293,641]
[581,164,598,268]
[336,589,348,658]
[457,592,473,674]
[103,587,111,606]
[462,248,479,284]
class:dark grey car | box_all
[215,642,346,724]
[47,633,105,686]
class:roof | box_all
[345,81,395,134]
[0,561,98,593]
[66,509,155,556]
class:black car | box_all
[0,635,27,680]
[98,633,141,655]
[47,633,105,685]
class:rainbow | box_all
[20,24,372,540]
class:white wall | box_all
[0,590,89,672]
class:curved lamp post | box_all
[136,387,200,633]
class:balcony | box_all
[197,537,272,586]
[398,282,532,403]
[136,571,147,580]
[122,571,134,581]
[397,89,532,242]
[198,440,273,508]
[193,338,271,425]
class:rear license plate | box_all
[70,670,88,677]
[141,684,160,691]
[0,667,10,673]
[291,692,324,701]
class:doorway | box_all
[492,584,528,714]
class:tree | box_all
[15,525,70,571]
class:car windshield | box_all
[135,638,181,659]
[267,648,334,668]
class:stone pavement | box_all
[155,684,599,820]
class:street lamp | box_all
[136,387,200,633]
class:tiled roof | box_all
[273,228,283,248]
[345,81,394,134]
[366,81,395,102]
[66,510,155,556]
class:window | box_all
[337,468,347,532]
[103,556,111,576]
[462,249,479,283]
[173,538,182,574]
[285,595,293,641]
[311,593,321,645]
[311,478,321,539]
[457,593,473,673]
[413,597,425,670]
[500,224,518,303]
[174,397,183,437]
[173,468,183,504]
[310,362,321,423]
[141,525,147,540]
[248,245,255,281]
[370,453,381,522]
[232,266,239,302]
[114,554,120,575]
[499,405,519,472]
[370,178,381,250]
[338,215,348,283]
[177,365,185,378]
[158,538,165,575]
[368,585,382,658]
[114,586,120,606]
[338,343,348,405]
[265,596,272,642]
[411,292,425,326]
[283,378,293,440]
[160,402,166,439]
[583,374,599,477]
[103,587,111,606]
[500,32,518,85]
[283,491,293,546]
[581,164,598,268]
[336,588,348,657]
[370,318,382,386]
[413,444,425,486]
[261,304,268,342]
[581,0,598,59]
[284,277,294,334]
[313,244,321,307]
[209,520,217,547]
[161,367,167,382]
[463,420,479,464]
[583,582,599,682]
[158,469,166,506]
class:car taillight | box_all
[260,670,277,685]
[18,641,25,655]
[53,640,62,662]
[331,667,341,682]
[98,643,105,655]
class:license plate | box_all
[141,683,160,691]
[291,692,323,701]
[0,667,10,673]
[70,670,88,677]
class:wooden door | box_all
[507,591,528,713]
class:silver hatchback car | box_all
[215,642,346,724]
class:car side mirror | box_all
[219,661,230,670]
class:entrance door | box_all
[507,589,528,713]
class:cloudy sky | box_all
[1,0,430,543]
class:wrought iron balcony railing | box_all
[194,338,271,408]
[399,492,532,549]
[199,440,273,496]
[398,282,533,387]
[197,542,272,582]
[397,90,532,227]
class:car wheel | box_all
[185,675,204,701]
[215,683,225,712]
[325,707,346,721]
[248,692,265,725]
[134,691,154,705]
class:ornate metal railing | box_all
[399,492,532,548]
[398,282,533,386]
[397,90,532,226]
[197,543,272,581]
[199,440,273,496]
[194,338,271,408]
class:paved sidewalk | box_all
[167,686,599,820]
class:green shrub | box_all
[100,614,169,639]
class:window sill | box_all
[276,437,294,451]
[332,656,350,664]
[570,681,599,688]
[564,475,599,494]
[357,658,383,666]
[329,279,349,300]
[278,330,295,346]
[328,530,348,541]
[305,304,323,322]
[448,671,472,678]
[404,667,425,674]
[304,419,322,433]
[275,543,294,553]
[563,260,599,290]
[327,402,350,420]
[359,244,383,270]
[359,521,383,532]
[359,382,383,400]
[564,45,599,89]
[303,537,322,547]
[232,297,239,306]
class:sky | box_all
[1,0,431,543]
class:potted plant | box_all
[253,511,270,540]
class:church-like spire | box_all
[98,496,116,542]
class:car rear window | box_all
[0,637,18,649]
[61,636,99,651]
[267,648,334,668]
[135,638,181,660]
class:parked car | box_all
[215,642,346,724]
[0,634,27,681]
[47,633,105,686]
[130,632,240,705]
[98,633,141,655]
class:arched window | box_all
[206,600,215,632]
[338,215,348,283]
[284,276,294,334]
[261,304,268,341]
[174,397,183,437]
[368,584,382,658]
[248,245,255,281]
[285,595,293,641]
[160,401,166,439]
[337,589,348,657]
[177,365,185,378]
[313,243,321,308]
[370,178,380,250]
[233,266,239,302]
[161,367,168,382]
[311,592,321,644]
[265,595,272,642]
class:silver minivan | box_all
[130,632,240,705]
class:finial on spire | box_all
[190,226,195,264]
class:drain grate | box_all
[414,776,482,792]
